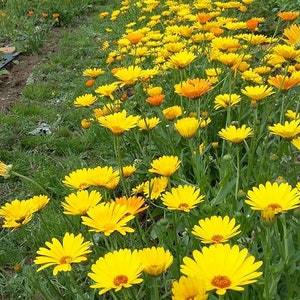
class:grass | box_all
[1,0,300,299]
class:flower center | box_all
[211,234,224,243]
[268,203,282,212]
[113,275,128,286]
[178,203,189,210]
[59,256,72,264]
[211,275,231,288]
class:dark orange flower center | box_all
[59,256,72,264]
[268,203,282,211]
[211,275,231,288]
[211,234,224,243]
[178,203,189,210]
[113,275,128,286]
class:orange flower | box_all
[81,119,91,129]
[278,11,299,21]
[174,78,213,99]
[210,27,224,36]
[125,31,143,44]
[146,94,165,106]
[268,75,300,90]
[85,79,95,87]
[246,19,259,30]
[28,10,34,16]
[53,13,60,18]
[197,12,213,24]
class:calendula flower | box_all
[121,165,136,177]
[211,36,240,52]
[241,85,275,105]
[218,125,253,143]
[81,202,134,236]
[125,31,143,44]
[34,233,92,275]
[197,12,213,23]
[181,244,263,295]
[138,246,173,277]
[146,94,165,106]
[0,199,35,228]
[269,120,300,139]
[192,215,241,243]
[0,161,13,178]
[283,24,300,46]
[168,50,196,69]
[90,166,120,189]
[271,44,300,61]
[291,136,300,150]
[143,176,168,200]
[74,94,97,107]
[83,68,105,78]
[174,117,200,138]
[95,83,118,100]
[161,185,205,212]
[137,117,161,130]
[98,110,140,135]
[62,190,102,216]
[268,75,300,90]
[114,65,144,86]
[172,276,208,300]
[28,195,50,212]
[113,195,148,215]
[278,11,299,21]
[246,18,259,30]
[285,109,300,120]
[162,105,183,120]
[174,78,213,99]
[88,249,143,295]
[149,155,181,177]
[245,181,300,221]
[62,168,93,190]
[214,94,241,109]
[81,118,91,129]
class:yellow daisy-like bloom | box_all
[62,190,102,216]
[192,215,241,244]
[28,195,50,212]
[162,105,183,120]
[174,117,200,138]
[269,120,300,139]
[214,93,241,110]
[283,24,300,46]
[113,195,148,215]
[62,168,93,190]
[181,244,263,295]
[74,93,97,107]
[88,249,143,295]
[138,246,173,277]
[81,202,134,236]
[114,65,144,86]
[267,74,300,90]
[211,36,240,52]
[95,83,118,100]
[168,50,197,69]
[215,52,243,68]
[174,78,213,99]
[285,109,300,120]
[82,68,105,78]
[98,110,140,135]
[218,125,253,144]
[149,155,181,177]
[143,176,168,200]
[291,136,300,150]
[241,85,275,105]
[147,86,163,96]
[90,166,120,189]
[137,117,161,130]
[241,69,263,84]
[121,165,136,177]
[172,276,208,300]
[34,233,91,275]
[125,30,143,44]
[0,160,13,178]
[245,182,300,221]
[161,185,205,212]
[271,44,300,61]
[278,11,299,21]
[0,199,35,228]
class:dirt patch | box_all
[0,28,63,113]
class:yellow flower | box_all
[291,136,300,150]
[174,78,213,99]
[192,215,241,243]
[283,24,300,46]
[168,50,196,69]
[74,93,97,107]
[146,86,163,96]
[95,83,118,100]
[214,93,241,109]
[172,276,208,300]
[120,165,137,177]
[28,195,50,212]
[143,176,168,200]
[62,190,102,216]
[285,109,300,120]
[246,181,300,220]
[218,125,253,143]
[241,85,274,105]
[161,185,205,212]
[211,36,240,52]
[181,244,263,295]
[90,166,120,189]
[137,117,161,130]
[241,69,263,84]
[62,168,94,190]
[162,105,183,120]
[174,117,200,138]
[88,249,143,295]
[114,65,144,86]
[0,199,35,228]
[149,155,181,176]
[269,120,300,139]
[98,110,140,135]
[268,74,300,90]
[138,246,173,276]
[82,68,105,78]
[81,202,134,236]
[0,161,12,178]
[113,195,148,215]
[34,233,92,275]
[271,44,300,61]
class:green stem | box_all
[235,145,240,203]
[263,226,272,300]
[152,276,160,300]
[68,272,86,300]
